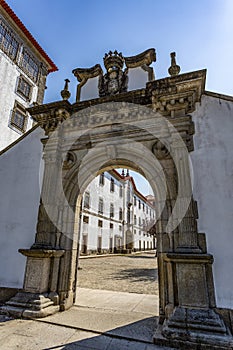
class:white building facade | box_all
[80,170,156,254]
[0,0,57,150]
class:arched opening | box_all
[74,168,159,340]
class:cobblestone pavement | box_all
[77,252,159,295]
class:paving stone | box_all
[78,253,158,295]
[61,332,111,350]
[0,319,77,350]
[106,337,147,350]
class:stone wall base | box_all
[216,307,233,336]
[0,287,19,304]
[0,291,59,318]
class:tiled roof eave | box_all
[0,0,58,73]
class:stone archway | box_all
[4,71,233,349]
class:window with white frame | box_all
[110,178,115,192]
[99,173,105,186]
[83,216,89,224]
[110,203,114,218]
[134,215,137,225]
[119,208,123,221]
[119,185,123,197]
[98,198,104,214]
[83,192,90,209]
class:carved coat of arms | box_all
[98,50,128,97]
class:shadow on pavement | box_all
[127,254,156,259]
[110,267,158,282]
[43,316,160,350]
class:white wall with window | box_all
[0,4,56,151]
[79,170,156,254]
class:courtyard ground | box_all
[0,252,173,350]
[77,251,159,295]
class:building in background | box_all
[0,0,57,150]
[80,169,156,254]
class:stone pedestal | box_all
[154,307,233,349]
[154,252,233,349]
[1,249,64,318]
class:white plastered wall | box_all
[0,127,43,288]
[191,94,233,309]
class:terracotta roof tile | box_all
[0,0,58,73]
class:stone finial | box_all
[168,52,180,76]
[121,169,125,177]
[126,169,130,177]
[61,79,71,100]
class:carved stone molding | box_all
[152,139,170,160]
[63,151,76,170]
[148,69,206,117]
[28,101,72,135]
[72,64,103,102]
[124,48,156,68]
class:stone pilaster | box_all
[36,64,48,105]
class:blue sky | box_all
[6,0,233,103]
[5,0,233,195]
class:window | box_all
[134,215,137,225]
[99,173,105,186]
[0,20,19,60]
[119,208,123,221]
[134,229,136,235]
[143,219,145,228]
[110,178,115,192]
[119,185,123,197]
[138,200,141,209]
[110,223,114,229]
[119,225,122,231]
[110,203,114,218]
[143,203,145,211]
[98,220,103,228]
[84,192,90,209]
[146,206,148,214]
[10,101,27,132]
[134,196,136,206]
[83,216,89,224]
[17,75,32,101]
[98,198,104,214]
[20,48,39,82]
[139,217,141,226]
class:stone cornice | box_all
[147,69,206,117]
[26,69,207,135]
[27,100,72,135]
